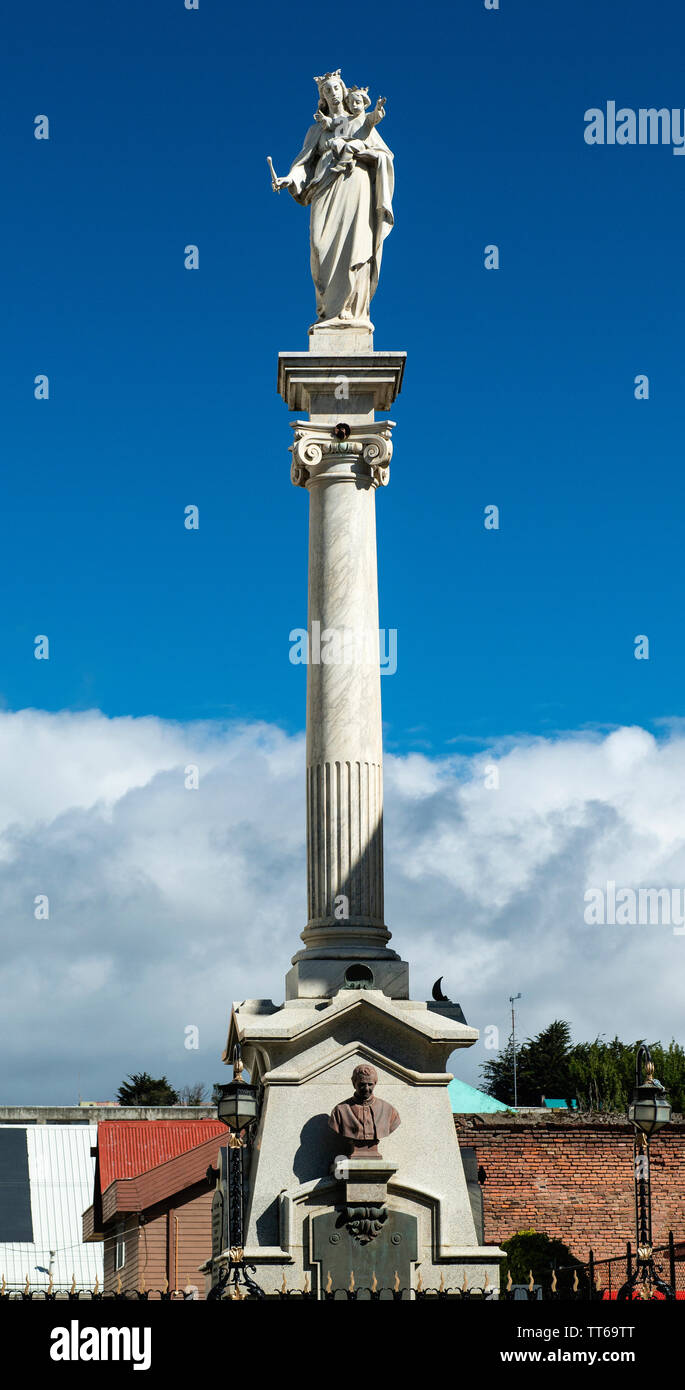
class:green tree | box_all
[500,1230,585,1296]
[117,1072,179,1106]
[569,1036,630,1110]
[483,1024,685,1113]
[517,1021,573,1104]
[569,1036,685,1112]
[481,1020,573,1106]
[480,1032,516,1104]
[645,1040,685,1113]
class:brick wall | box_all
[455,1113,685,1262]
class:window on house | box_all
[115,1221,126,1270]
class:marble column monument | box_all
[221,70,504,1297]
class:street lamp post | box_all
[618,1043,675,1301]
[509,993,521,1108]
[211,1046,266,1300]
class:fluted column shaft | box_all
[291,423,393,956]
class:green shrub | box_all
[500,1229,586,1296]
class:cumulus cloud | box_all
[0,711,683,1102]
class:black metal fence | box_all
[3,1233,684,1301]
[563,1231,684,1299]
[0,1286,198,1301]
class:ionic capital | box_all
[289,421,394,490]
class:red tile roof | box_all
[98,1120,225,1192]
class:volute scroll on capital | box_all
[362,435,392,488]
[289,423,394,490]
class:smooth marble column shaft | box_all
[306,458,384,941]
[290,424,394,959]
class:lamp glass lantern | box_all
[628,1072,671,1137]
[217,1048,258,1134]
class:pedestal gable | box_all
[277,352,406,416]
[224,990,478,1081]
[258,1040,455,1088]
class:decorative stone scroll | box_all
[290,421,393,490]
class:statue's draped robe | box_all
[287,117,394,325]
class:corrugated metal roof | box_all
[0,1125,103,1289]
[98,1120,226,1191]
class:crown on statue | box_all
[347,85,371,109]
[313,69,343,91]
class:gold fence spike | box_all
[303,1273,310,1294]
[416,1271,423,1293]
[371,1272,377,1293]
[325,1271,332,1294]
[461,1272,467,1293]
[70,1274,76,1296]
[93,1276,100,1296]
[281,1272,287,1294]
[24,1275,29,1295]
[348,1270,355,1292]
[484,1273,490,1291]
[551,1270,557,1293]
[528,1269,535,1291]
[572,1271,579,1292]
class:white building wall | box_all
[0,1124,103,1290]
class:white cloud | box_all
[0,710,683,1102]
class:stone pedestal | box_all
[223,990,503,1295]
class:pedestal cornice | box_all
[278,352,406,415]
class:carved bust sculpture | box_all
[329,1064,400,1157]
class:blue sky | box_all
[2,2,685,1103]
[3,0,685,751]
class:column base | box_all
[286,951,409,1000]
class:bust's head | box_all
[351,1063,377,1102]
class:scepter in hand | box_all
[267,156,282,192]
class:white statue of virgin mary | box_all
[274,70,394,330]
